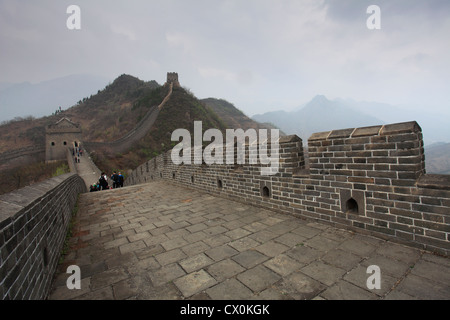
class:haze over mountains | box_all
[252,95,450,174]
[252,95,450,145]
[2,73,448,145]
[253,95,383,143]
[1,73,449,175]
[424,142,450,175]
[0,74,109,122]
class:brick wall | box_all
[0,173,86,299]
[45,131,81,162]
[0,146,45,171]
[125,121,450,256]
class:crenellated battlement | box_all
[125,121,450,256]
[308,121,426,182]
[2,120,449,300]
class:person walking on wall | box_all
[118,172,124,188]
[99,172,109,190]
[111,171,119,188]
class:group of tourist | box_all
[89,171,124,192]
[73,146,83,163]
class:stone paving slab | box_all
[48,181,450,300]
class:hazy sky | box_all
[1,0,449,117]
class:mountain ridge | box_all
[0,74,272,177]
[1,75,448,179]
[252,94,384,141]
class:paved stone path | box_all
[48,181,450,300]
[74,153,102,190]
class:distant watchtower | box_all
[45,117,82,162]
[166,72,180,87]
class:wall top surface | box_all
[309,121,421,141]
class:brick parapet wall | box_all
[0,173,86,299]
[124,121,450,256]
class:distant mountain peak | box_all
[114,73,140,81]
[111,74,144,86]
[252,94,384,141]
[311,95,329,103]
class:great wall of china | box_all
[0,146,45,171]
[0,80,174,169]
[0,75,174,299]
[125,121,450,256]
[83,82,173,156]
[0,73,449,300]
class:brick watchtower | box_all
[45,117,82,162]
[166,72,180,87]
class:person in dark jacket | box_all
[90,183,100,192]
[111,171,119,188]
[99,172,109,190]
[118,172,124,188]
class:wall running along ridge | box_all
[125,121,450,257]
[0,82,174,169]
[0,146,46,171]
[83,83,173,156]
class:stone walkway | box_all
[74,153,102,190]
[48,181,450,300]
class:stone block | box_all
[206,278,254,300]
[155,249,187,266]
[380,121,421,135]
[279,134,302,143]
[237,265,281,292]
[274,270,326,299]
[149,263,186,287]
[206,259,245,282]
[308,131,331,142]
[351,125,383,137]
[417,174,450,191]
[173,269,217,298]
[263,254,303,276]
[232,250,269,268]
